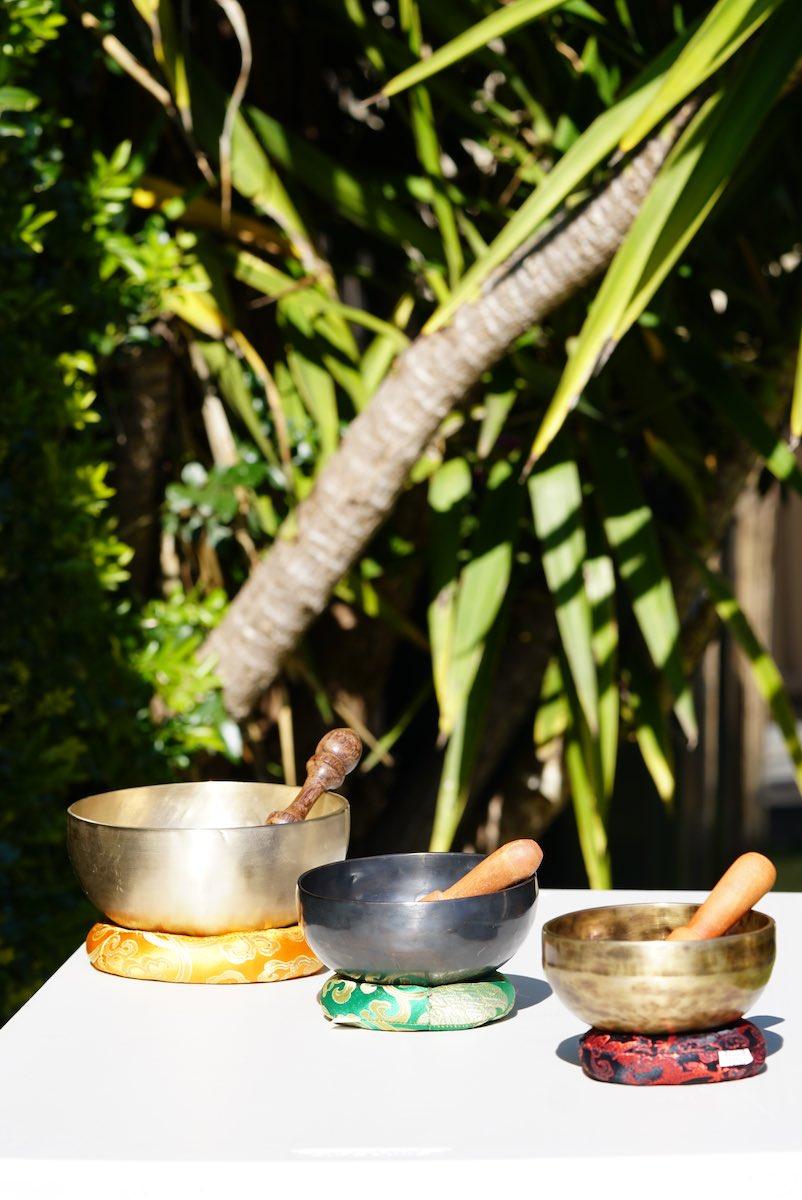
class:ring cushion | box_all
[317,972,515,1031]
[579,1020,767,1085]
[86,922,321,983]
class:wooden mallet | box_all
[265,728,362,825]
[418,839,543,902]
[666,852,776,941]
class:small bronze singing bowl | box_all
[542,903,776,1034]
[67,781,349,936]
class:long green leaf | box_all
[429,635,499,852]
[190,70,316,268]
[586,554,618,799]
[399,0,463,285]
[427,457,473,728]
[564,703,611,887]
[286,347,339,463]
[379,0,566,98]
[197,340,277,467]
[230,249,360,364]
[477,388,518,459]
[247,105,440,257]
[619,0,779,152]
[588,430,697,745]
[713,380,802,496]
[792,323,802,440]
[529,438,599,734]
[672,336,802,496]
[534,656,569,753]
[626,656,675,803]
[444,458,522,732]
[426,27,695,333]
[360,683,431,773]
[360,293,415,403]
[692,553,802,797]
[527,5,802,467]
[429,458,522,848]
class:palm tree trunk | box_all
[203,111,693,718]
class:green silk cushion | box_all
[317,972,515,1031]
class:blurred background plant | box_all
[3,0,802,1023]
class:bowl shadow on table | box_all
[555,1014,784,1068]
[507,974,552,1014]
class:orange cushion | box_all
[86,922,321,984]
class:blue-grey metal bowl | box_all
[297,851,538,985]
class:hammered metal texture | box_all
[542,902,775,1033]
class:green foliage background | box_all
[2,0,802,1025]
[0,2,217,1018]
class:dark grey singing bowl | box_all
[297,852,538,985]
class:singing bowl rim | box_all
[297,851,538,907]
[67,780,348,832]
[542,902,775,976]
[542,902,775,1033]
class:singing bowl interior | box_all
[67,781,349,935]
[297,852,538,985]
[542,902,776,1034]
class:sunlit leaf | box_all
[286,347,339,463]
[477,389,518,459]
[588,429,697,745]
[626,655,675,803]
[428,457,472,728]
[445,457,522,731]
[360,294,416,402]
[793,323,802,441]
[379,0,566,99]
[586,553,618,799]
[247,105,440,257]
[527,6,802,466]
[564,699,611,887]
[360,683,431,773]
[190,70,317,268]
[429,459,522,849]
[619,0,779,152]
[529,437,599,734]
[534,656,569,754]
[692,552,802,797]
[426,27,695,333]
[398,0,463,285]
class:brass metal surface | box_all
[542,902,775,1033]
[67,782,349,935]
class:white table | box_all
[1,888,799,1194]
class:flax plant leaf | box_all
[588,429,697,745]
[529,437,599,735]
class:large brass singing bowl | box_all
[67,782,349,935]
[542,903,775,1034]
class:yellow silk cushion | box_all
[86,922,322,984]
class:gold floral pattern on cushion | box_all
[317,972,516,1030]
[86,922,321,984]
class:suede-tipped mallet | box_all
[418,839,543,902]
[666,852,776,941]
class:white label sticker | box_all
[717,1048,753,1067]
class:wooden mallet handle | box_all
[265,728,362,825]
[418,839,543,902]
[666,852,776,941]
